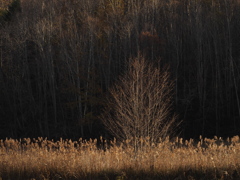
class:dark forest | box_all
[1,0,240,140]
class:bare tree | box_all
[101,55,179,147]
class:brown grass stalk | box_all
[0,136,240,179]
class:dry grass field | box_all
[0,136,240,180]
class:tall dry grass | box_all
[0,136,240,180]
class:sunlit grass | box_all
[0,136,240,179]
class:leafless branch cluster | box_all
[101,56,179,145]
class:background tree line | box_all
[0,0,240,139]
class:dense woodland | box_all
[0,0,240,139]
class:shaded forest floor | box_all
[1,136,240,180]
